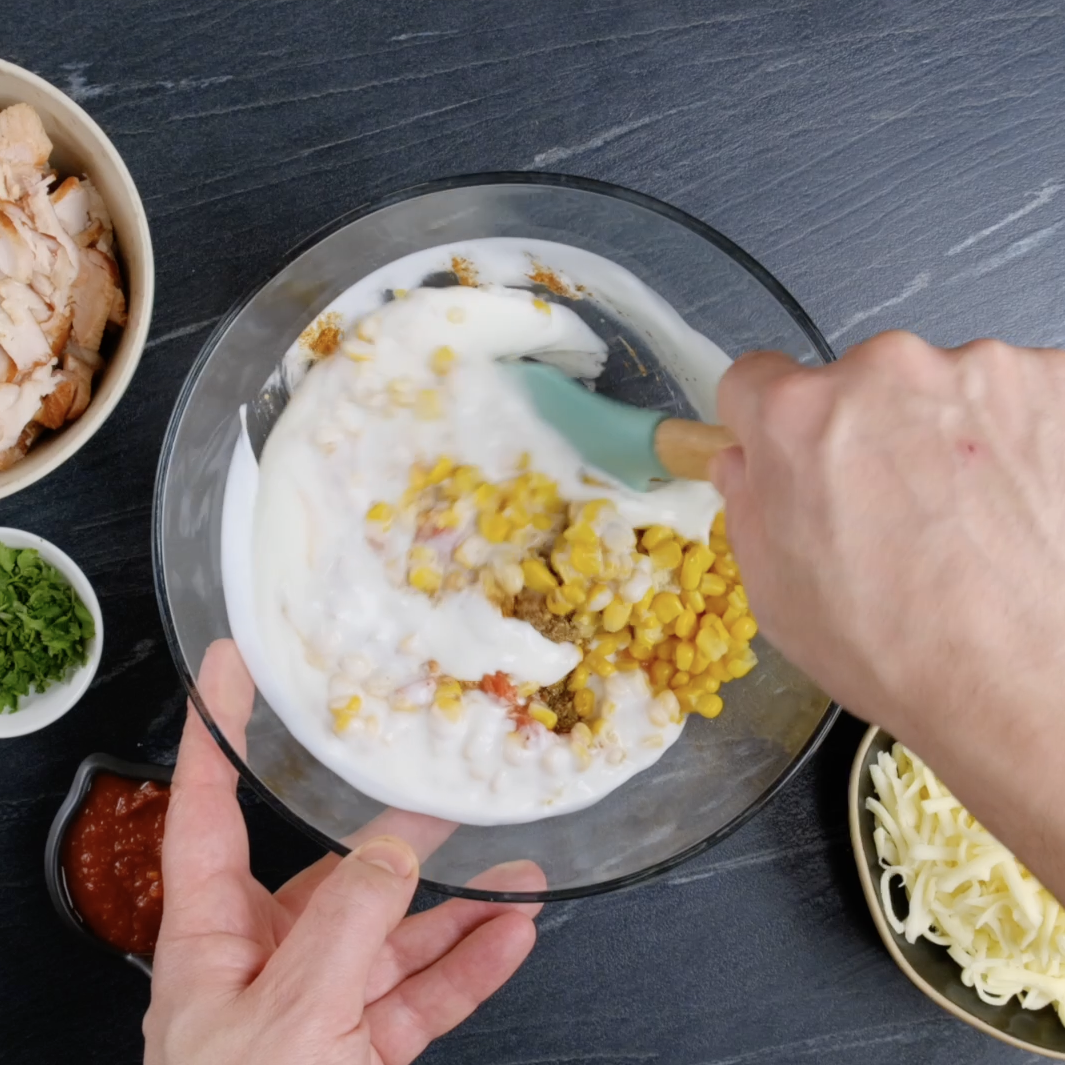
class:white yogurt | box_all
[221,240,731,825]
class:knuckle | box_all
[855,329,932,369]
[759,368,819,428]
[955,336,1013,365]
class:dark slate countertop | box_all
[2,2,1063,1062]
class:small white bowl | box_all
[0,528,103,738]
[0,59,154,500]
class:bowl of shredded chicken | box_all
[851,726,1065,1060]
[0,60,153,498]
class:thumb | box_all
[250,836,419,1031]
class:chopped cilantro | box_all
[0,544,95,713]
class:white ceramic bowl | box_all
[0,528,103,738]
[0,59,154,500]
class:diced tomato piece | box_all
[480,671,518,705]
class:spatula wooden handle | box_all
[654,419,738,482]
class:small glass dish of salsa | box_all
[45,753,173,975]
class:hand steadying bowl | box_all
[154,173,838,901]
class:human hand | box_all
[143,640,544,1065]
[711,333,1065,889]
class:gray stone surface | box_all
[2,0,1063,1061]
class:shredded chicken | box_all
[0,103,125,471]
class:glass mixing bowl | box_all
[153,173,838,901]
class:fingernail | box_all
[353,836,416,878]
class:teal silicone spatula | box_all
[500,360,737,491]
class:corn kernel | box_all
[574,688,595,718]
[388,376,416,407]
[330,695,362,732]
[641,525,673,550]
[497,562,525,597]
[629,639,654,662]
[586,654,616,678]
[561,581,587,606]
[590,716,611,737]
[409,544,436,566]
[673,608,697,639]
[428,456,454,483]
[530,513,554,531]
[674,640,695,672]
[681,589,705,614]
[649,660,675,689]
[730,615,758,642]
[699,573,728,597]
[615,653,640,672]
[532,297,551,314]
[546,588,575,615]
[563,522,598,545]
[408,463,429,491]
[650,541,683,570]
[446,305,465,323]
[713,556,740,580]
[673,685,697,713]
[521,558,558,592]
[728,585,749,610]
[680,544,714,590]
[712,511,727,537]
[634,585,656,616]
[480,570,504,604]
[573,611,598,638]
[570,542,603,576]
[568,664,590,691]
[696,627,728,662]
[615,627,632,650]
[602,599,633,632]
[691,650,712,675]
[580,499,610,522]
[655,636,678,661]
[434,694,462,718]
[453,535,487,569]
[594,633,622,657]
[366,501,394,524]
[452,465,481,495]
[704,594,730,616]
[722,604,744,628]
[571,721,593,744]
[529,704,558,730]
[409,566,442,595]
[655,689,682,723]
[652,592,684,624]
[727,650,757,679]
[586,583,613,612]
[429,344,458,373]
[473,483,499,510]
[693,693,724,719]
[710,660,732,682]
[414,388,444,420]
[691,673,720,694]
[476,511,509,544]
[342,340,375,363]
[503,503,531,529]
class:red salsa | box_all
[61,772,170,954]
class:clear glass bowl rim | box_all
[152,170,841,901]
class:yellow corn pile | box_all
[365,456,758,729]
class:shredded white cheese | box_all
[868,743,1065,1022]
